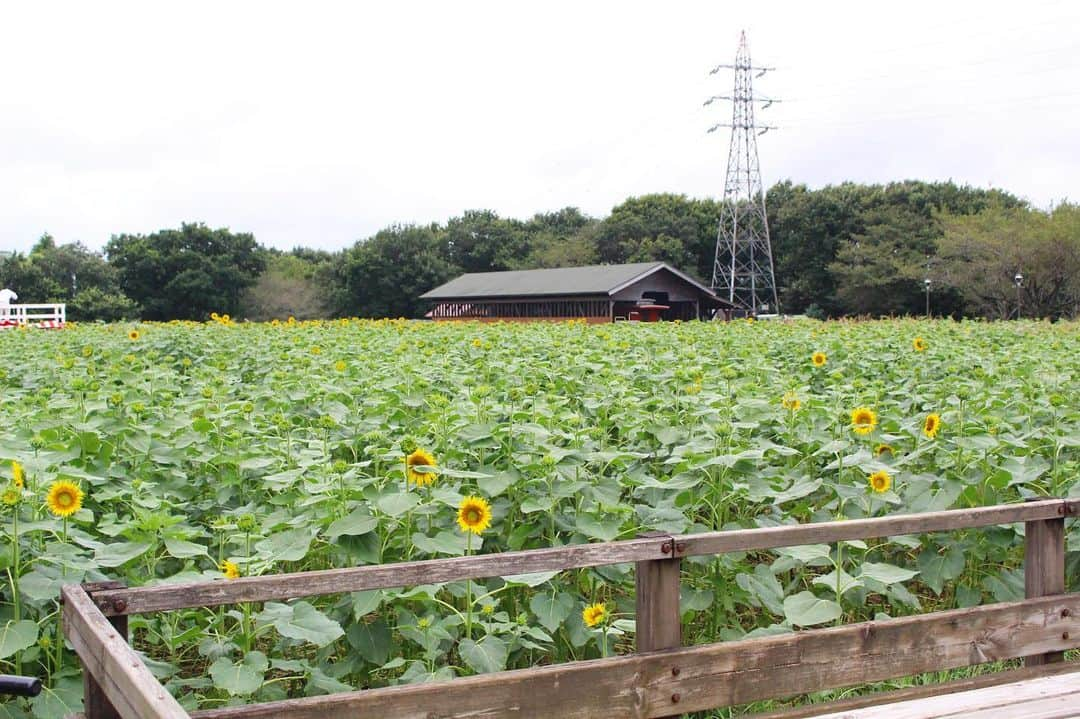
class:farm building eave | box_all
[420,262,732,306]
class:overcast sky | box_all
[2,0,1078,253]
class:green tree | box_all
[240,254,332,320]
[68,287,140,322]
[336,224,457,318]
[105,223,265,320]
[936,203,1080,319]
[0,235,136,321]
[444,210,527,273]
[768,180,1023,316]
[596,194,718,281]
[521,208,599,269]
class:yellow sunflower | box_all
[128,329,140,341]
[2,486,20,506]
[923,412,942,439]
[812,351,827,367]
[850,407,878,435]
[11,460,24,489]
[874,443,894,458]
[456,496,492,535]
[220,560,241,580]
[868,470,892,494]
[45,480,83,518]
[781,392,801,411]
[582,602,608,628]
[405,448,438,486]
[912,337,927,352]
[334,360,347,372]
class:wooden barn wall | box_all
[609,269,703,303]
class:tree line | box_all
[3,179,1078,322]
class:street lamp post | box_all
[924,277,931,319]
[1014,272,1023,319]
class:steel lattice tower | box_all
[706,31,779,316]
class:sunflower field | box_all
[1,317,1078,716]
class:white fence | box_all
[0,303,66,327]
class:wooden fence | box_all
[62,498,1080,719]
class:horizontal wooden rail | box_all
[90,499,1074,617]
[677,498,1073,557]
[91,535,669,616]
[62,585,188,719]
[188,593,1080,719]
[751,661,1080,719]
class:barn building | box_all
[421,262,732,322]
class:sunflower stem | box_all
[11,508,20,622]
[53,614,63,675]
[465,532,473,641]
[9,506,21,677]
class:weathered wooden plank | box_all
[635,535,682,719]
[962,693,1080,719]
[635,534,682,654]
[749,661,1080,719]
[83,612,128,719]
[95,501,1067,616]
[91,536,669,615]
[1024,513,1066,666]
[189,595,1080,719]
[677,499,1067,558]
[79,582,128,719]
[61,585,189,719]
[801,669,1080,718]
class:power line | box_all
[824,11,1079,59]
[779,90,1080,128]
[781,39,1080,96]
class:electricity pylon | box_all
[706,31,779,316]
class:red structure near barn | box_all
[422,262,732,323]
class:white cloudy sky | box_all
[2,0,1078,253]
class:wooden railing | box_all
[0,303,66,325]
[62,498,1080,719]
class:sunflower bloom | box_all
[781,392,801,411]
[850,407,878,435]
[582,603,607,628]
[46,480,84,517]
[2,486,19,506]
[457,496,492,535]
[11,460,24,489]
[874,443,894,458]
[812,352,827,367]
[868,470,892,494]
[405,449,438,486]
[128,329,140,341]
[220,560,241,580]
[923,412,942,439]
[912,337,927,352]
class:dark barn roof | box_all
[421,262,729,303]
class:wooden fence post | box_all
[636,533,683,716]
[80,581,129,719]
[1023,500,1065,666]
